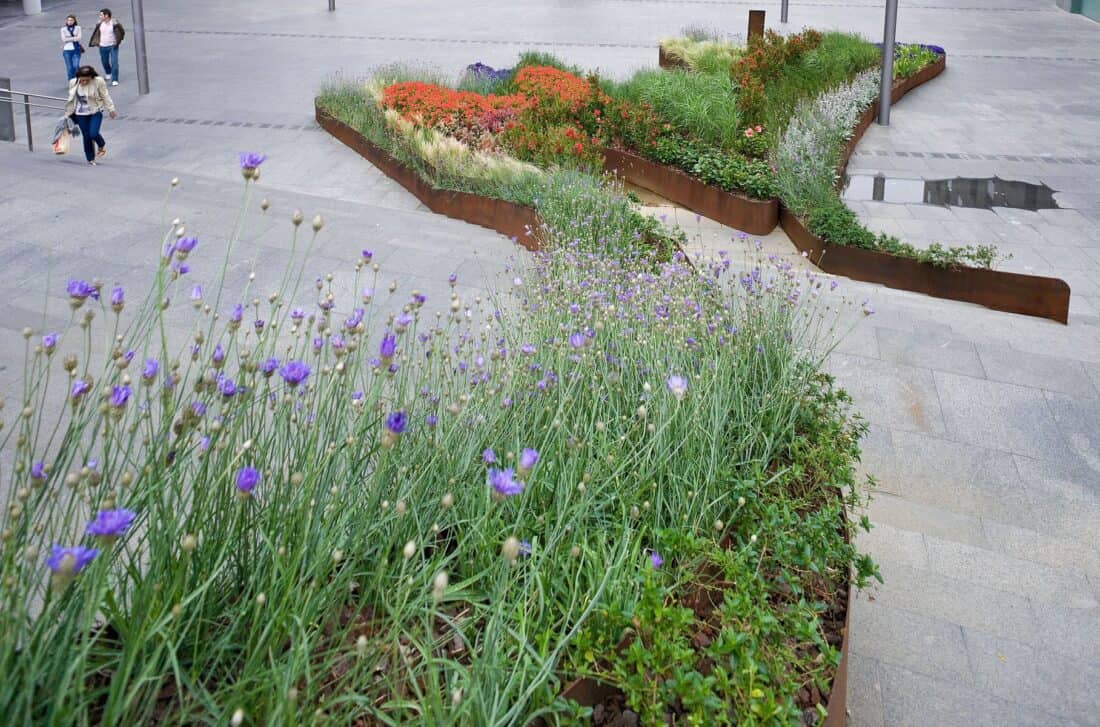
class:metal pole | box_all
[781,0,789,23]
[22,0,41,15]
[328,0,335,10]
[131,0,151,95]
[23,94,33,151]
[878,0,899,125]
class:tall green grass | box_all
[609,69,743,150]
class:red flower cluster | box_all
[380,81,530,129]
[512,66,601,113]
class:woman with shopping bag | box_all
[64,66,117,166]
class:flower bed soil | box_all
[601,146,779,235]
[781,53,1071,323]
[315,107,542,251]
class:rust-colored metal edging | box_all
[601,147,779,235]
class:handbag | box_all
[53,128,70,155]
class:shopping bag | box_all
[53,129,70,155]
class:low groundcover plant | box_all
[0,151,874,723]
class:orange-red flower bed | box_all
[380,81,530,129]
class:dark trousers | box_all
[72,112,105,162]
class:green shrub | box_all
[893,44,939,78]
[609,69,742,150]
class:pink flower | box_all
[744,128,755,138]
[755,125,763,133]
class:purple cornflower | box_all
[394,313,414,332]
[229,304,244,326]
[191,401,207,418]
[216,375,236,398]
[448,273,458,286]
[482,448,496,464]
[380,332,396,360]
[141,358,159,382]
[254,319,265,333]
[666,375,688,401]
[66,279,98,304]
[238,152,267,172]
[361,249,373,261]
[70,380,89,402]
[488,467,523,497]
[425,414,438,427]
[412,292,427,305]
[385,411,408,435]
[260,357,279,376]
[175,236,198,255]
[190,284,203,304]
[235,466,260,494]
[649,550,663,569]
[290,307,305,322]
[110,286,124,310]
[518,448,539,475]
[212,344,226,366]
[568,332,587,350]
[345,308,365,330]
[312,336,324,353]
[46,545,98,578]
[279,360,311,387]
[109,385,131,408]
[31,461,46,480]
[42,333,59,352]
[86,508,137,541]
[520,343,536,356]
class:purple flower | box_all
[175,236,198,254]
[229,304,244,324]
[312,337,324,353]
[235,466,260,493]
[385,411,408,435]
[666,375,688,400]
[519,540,532,557]
[345,308,365,330]
[109,385,131,408]
[31,461,46,480]
[260,357,279,376]
[488,467,523,497]
[141,358,159,381]
[448,273,458,286]
[46,545,98,576]
[520,344,536,356]
[66,279,99,303]
[425,414,438,427]
[519,448,539,471]
[216,375,236,398]
[482,448,496,464]
[191,401,207,418]
[110,286,124,308]
[212,344,226,365]
[190,284,204,303]
[42,333,59,351]
[290,307,305,322]
[568,332,587,350]
[238,152,267,171]
[394,313,414,332]
[70,376,89,400]
[649,550,663,569]
[279,360,311,387]
[380,333,396,360]
[412,292,426,305]
[254,319,265,333]
[86,508,136,540]
[361,249,373,261]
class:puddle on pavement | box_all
[842,175,1060,210]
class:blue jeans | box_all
[63,49,81,80]
[72,113,105,162]
[98,45,119,82]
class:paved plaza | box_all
[2,0,1099,724]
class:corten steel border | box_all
[315,107,542,252]
[602,147,779,235]
[781,53,1070,323]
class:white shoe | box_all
[111,80,119,86]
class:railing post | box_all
[781,0,789,23]
[328,0,335,10]
[131,0,151,94]
[23,93,33,151]
[0,77,14,142]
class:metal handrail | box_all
[0,87,70,152]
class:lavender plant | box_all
[0,152,870,724]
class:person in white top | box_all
[61,16,83,81]
[64,66,118,166]
[89,8,125,86]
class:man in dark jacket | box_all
[89,8,125,86]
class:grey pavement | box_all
[3,1,1100,725]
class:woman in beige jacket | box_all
[65,65,117,165]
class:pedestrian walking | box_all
[89,8,124,86]
[65,66,117,166]
[61,15,83,81]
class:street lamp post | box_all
[781,0,789,23]
[131,0,151,94]
[878,0,899,125]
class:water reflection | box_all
[842,175,1059,211]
